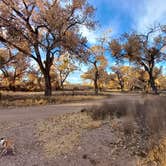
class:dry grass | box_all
[36,112,102,158]
[86,96,166,164]
[0,91,106,107]
[139,138,166,166]
[86,100,129,120]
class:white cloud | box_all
[84,0,166,42]
[136,0,166,32]
[79,25,115,44]
[79,26,100,44]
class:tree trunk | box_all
[9,83,13,91]
[44,72,52,96]
[149,71,158,94]
[120,83,124,92]
[94,71,99,95]
[94,62,99,95]
[9,80,16,91]
[61,81,64,90]
[118,76,124,92]
[143,64,158,94]
[94,79,98,95]
[119,79,124,92]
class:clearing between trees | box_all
[0,95,166,166]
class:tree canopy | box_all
[109,27,166,94]
[0,0,96,96]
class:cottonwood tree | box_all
[157,75,166,90]
[110,66,129,91]
[26,65,44,91]
[0,0,95,96]
[81,67,109,92]
[82,45,107,94]
[109,27,166,94]
[0,47,13,89]
[55,52,77,90]
[109,66,148,91]
[97,68,109,91]
[0,46,14,70]
[0,51,29,91]
[126,68,147,91]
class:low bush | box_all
[86,99,130,120]
[86,96,166,161]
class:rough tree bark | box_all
[94,61,99,95]
[144,64,158,94]
[44,72,52,96]
[149,70,158,94]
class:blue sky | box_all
[67,0,166,84]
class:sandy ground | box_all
[0,95,143,166]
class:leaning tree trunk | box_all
[44,72,52,96]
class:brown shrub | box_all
[86,100,129,120]
[86,96,166,158]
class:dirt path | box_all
[0,95,142,122]
[0,95,144,166]
[0,101,101,122]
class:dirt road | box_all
[0,95,146,166]
[0,95,142,122]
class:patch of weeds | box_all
[86,100,129,120]
[86,96,166,164]
[0,95,105,107]
[138,138,166,166]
